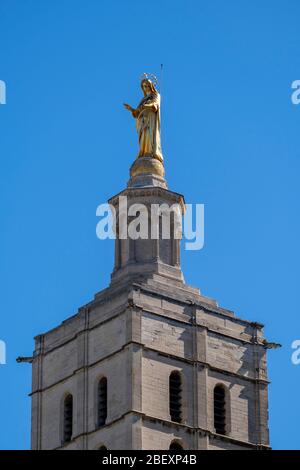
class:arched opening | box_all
[169,440,183,450]
[98,377,107,427]
[214,384,226,435]
[98,445,107,450]
[169,371,182,423]
[63,394,73,443]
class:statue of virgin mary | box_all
[124,77,163,163]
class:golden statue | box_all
[124,75,163,166]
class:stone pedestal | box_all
[109,185,186,287]
[128,156,166,189]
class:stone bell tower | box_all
[30,77,274,450]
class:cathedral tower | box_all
[30,76,273,450]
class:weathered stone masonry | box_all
[30,156,273,450]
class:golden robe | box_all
[133,92,163,162]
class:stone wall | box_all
[31,279,270,450]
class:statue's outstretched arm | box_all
[124,103,140,118]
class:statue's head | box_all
[141,77,158,96]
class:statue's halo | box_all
[140,73,159,88]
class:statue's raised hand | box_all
[123,103,133,112]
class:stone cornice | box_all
[55,410,270,450]
[30,340,269,397]
[132,283,264,329]
[108,186,186,212]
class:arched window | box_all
[169,371,182,423]
[169,440,183,450]
[214,385,226,435]
[98,445,107,450]
[98,377,107,427]
[63,394,73,443]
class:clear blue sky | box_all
[0,0,299,450]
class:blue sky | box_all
[0,0,299,449]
